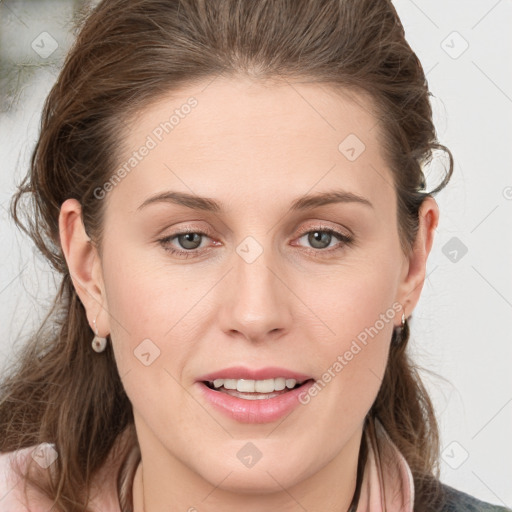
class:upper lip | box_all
[197,366,313,383]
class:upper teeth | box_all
[211,378,301,393]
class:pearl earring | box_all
[91,316,107,353]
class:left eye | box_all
[173,232,204,250]
[295,229,352,251]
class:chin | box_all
[212,473,295,495]
[199,460,308,495]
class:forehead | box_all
[105,77,394,217]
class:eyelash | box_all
[157,226,353,259]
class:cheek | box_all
[294,254,401,344]
[101,244,204,340]
[101,256,202,437]
[100,248,200,385]
[294,252,401,417]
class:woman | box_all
[0,0,509,511]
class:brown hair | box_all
[1,0,453,510]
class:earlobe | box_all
[396,196,440,319]
[58,198,107,330]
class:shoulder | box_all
[1,441,125,512]
[0,443,57,512]
[437,482,512,512]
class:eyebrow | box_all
[136,189,373,212]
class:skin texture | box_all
[59,77,439,512]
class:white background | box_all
[0,0,511,506]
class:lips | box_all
[195,366,315,423]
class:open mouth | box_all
[202,378,314,400]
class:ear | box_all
[396,195,439,319]
[58,198,110,336]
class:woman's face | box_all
[61,77,438,502]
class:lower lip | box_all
[196,380,315,424]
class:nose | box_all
[217,242,294,344]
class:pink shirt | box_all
[0,419,413,511]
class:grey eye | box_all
[307,231,334,249]
[177,233,203,249]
